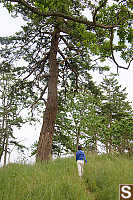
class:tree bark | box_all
[76,127,80,151]
[36,29,60,161]
[4,134,9,166]
[0,76,7,162]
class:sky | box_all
[0,5,133,164]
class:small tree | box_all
[0,64,27,165]
[110,116,133,155]
[54,79,103,153]
[99,73,133,153]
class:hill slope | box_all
[0,155,132,200]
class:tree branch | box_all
[93,0,108,24]
[31,82,48,109]
[3,0,119,29]
[110,28,133,71]
[23,52,50,80]
[58,49,79,91]
[60,35,80,54]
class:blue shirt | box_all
[76,150,87,163]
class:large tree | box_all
[0,0,133,161]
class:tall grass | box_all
[84,154,133,200]
[0,158,90,200]
[0,154,132,200]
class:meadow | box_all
[0,154,132,200]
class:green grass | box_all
[0,154,133,200]
[0,158,90,200]
[84,154,133,200]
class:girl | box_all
[76,145,87,177]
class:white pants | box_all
[77,160,84,177]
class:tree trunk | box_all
[92,132,98,153]
[36,29,60,161]
[4,134,9,166]
[0,77,7,162]
[76,127,80,151]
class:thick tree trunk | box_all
[36,29,60,161]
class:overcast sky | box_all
[0,5,133,164]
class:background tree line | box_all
[53,73,133,156]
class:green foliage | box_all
[110,116,133,153]
[55,80,103,153]
[0,65,27,162]
[54,73,133,155]
[1,0,132,78]
[99,73,133,153]
[34,0,73,13]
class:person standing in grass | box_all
[76,145,87,177]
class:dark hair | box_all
[78,145,82,150]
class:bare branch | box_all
[58,49,79,91]
[31,82,48,109]
[60,35,80,54]
[23,52,50,80]
[58,48,72,65]
[110,28,133,71]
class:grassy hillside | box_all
[0,154,132,200]
[84,154,133,200]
